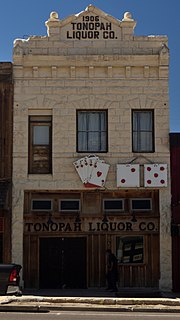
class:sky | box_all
[0,0,179,132]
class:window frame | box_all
[76,110,108,153]
[31,199,53,211]
[130,198,152,212]
[59,199,81,213]
[103,199,124,213]
[28,115,52,174]
[132,110,155,153]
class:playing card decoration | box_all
[73,155,110,188]
[144,164,167,187]
[117,164,140,188]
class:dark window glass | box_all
[77,111,107,152]
[60,200,80,211]
[32,200,52,211]
[104,199,123,211]
[132,110,154,152]
[131,199,151,211]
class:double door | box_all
[39,237,87,289]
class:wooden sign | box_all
[24,218,159,234]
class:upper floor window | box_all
[29,116,52,174]
[77,110,108,152]
[132,110,154,153]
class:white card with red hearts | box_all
[82,156,89,183]
[117,164,140,187]
[88,161,110,187]
[86,156,99,181]
[73,157,87,183]
[144,164,167,187]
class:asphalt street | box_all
[1,311,180,320]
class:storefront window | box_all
[116,236,144,264]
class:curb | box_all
[1,295,180,313]
[1,296,180,306]
[0,296,180,307]
[0,303,180,313]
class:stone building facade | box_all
[12,5,171,290]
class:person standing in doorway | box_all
[106,249,118,292]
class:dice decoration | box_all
[117,164,140,187]
[144,164,167,187]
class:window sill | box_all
[28,174,53,180]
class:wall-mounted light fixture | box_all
[47,213,54,225]
[102,211,108,223]
[131,212,137,223]
[75,211,81,223]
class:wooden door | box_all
[39,237,87,289]
[118,234,160,287]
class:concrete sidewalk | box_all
[0,288,180,313]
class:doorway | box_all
[39,237,87,289]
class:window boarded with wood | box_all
[29,116,52,174]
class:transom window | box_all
[59,200,80,212]
[77,110,108,152]
[132,110,154,153]
[130,198,152,211]
[103,199,124,212]
[31,199,52,211]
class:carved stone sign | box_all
[66,15,118,40]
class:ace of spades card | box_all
[88,161,110,187]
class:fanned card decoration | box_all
[73,155,110,187]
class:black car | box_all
[0,263,22,295]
